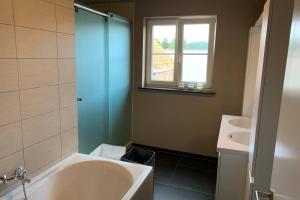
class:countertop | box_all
[217,115,251,155]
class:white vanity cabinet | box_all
[215,115,250,200]
[215,151,248,200]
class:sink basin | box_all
[228,131,250,145]
[228,118,252,129]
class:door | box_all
[107,15,132,145]
[75,8,108,154]
[269,0,300,199]
[248,0,295,199]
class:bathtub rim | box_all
[0,153,153,200]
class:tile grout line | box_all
[0,0,76,174]
[156,152,216,197]
[28,156,61,177]
[0,57,75,59]
[0,82,76,95]
[165,154,181,186]
[20,108,60,121]
[11,0,26,170]
[23,133,61,151]
[0,124,78,162]
[54,2,64,160]
[168,183,216,197]
[0,108,62,130]
[15,24,74,35]
[0,150,23,163]
[156,182,215,198]
[0,21,74,36]
[33,0,74,11]
[0,120,21,129]
[178,153,216,196]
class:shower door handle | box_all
[77,98,82,102]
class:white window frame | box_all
[144,16,216,89]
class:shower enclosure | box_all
[75,6,132,154]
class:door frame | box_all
[249,0,294,199]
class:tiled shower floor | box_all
[134,145,218,200]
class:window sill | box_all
[138,86,216,96]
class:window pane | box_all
[182,55,207,83]
[151,54,175,82]
[183,24,209,54]
[152,25,176,53]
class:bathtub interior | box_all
[28,160,133,200]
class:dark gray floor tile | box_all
[154,183,213,200]
[178,156,217,171]
[155,151,180,165]
[135,145,218,199]
[180,153,217,162]
[154,162,176,184]
[169,166,217,195]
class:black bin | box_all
[121,147,155,167]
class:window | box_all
[144,17,216,90]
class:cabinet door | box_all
[216,152,248,200]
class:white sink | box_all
[218,115,251,154]
[228,131,250,145]
[228,118,252,129]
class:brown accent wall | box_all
[88,0,261,157]
[133,0,258,157]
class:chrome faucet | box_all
[0,174,15,184]
[16,166,30,200]
[0,166,31,200]
[0,166,31,185]
[15,166,31,184]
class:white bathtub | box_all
[1,153,153,200]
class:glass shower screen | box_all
[75,9,132,154]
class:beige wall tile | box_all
[56,6,74,34]
[0,151,23,176]
[20,86,59,119]
[57,33,75,58]
[58,59,76,84]
[22,110,60,148]
[59,83,76,108]
[0,59,19,92]
[0,0,77,179]
[0,92,20,126]
[60,105,77,132]
[15,27,57,58]
[13,0,56,31]
[43,0,55,3]
[0,24,16,58]
[0,122,23,159]
[28,158,60,178]
[61,127,78,158]
[56,0,74,9]
[0,0,78,180]
[18,59,58,89]
[24,135,61,174]
[0,0,14,25]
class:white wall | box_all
[242,26,261,117]
[132,0,259,157]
